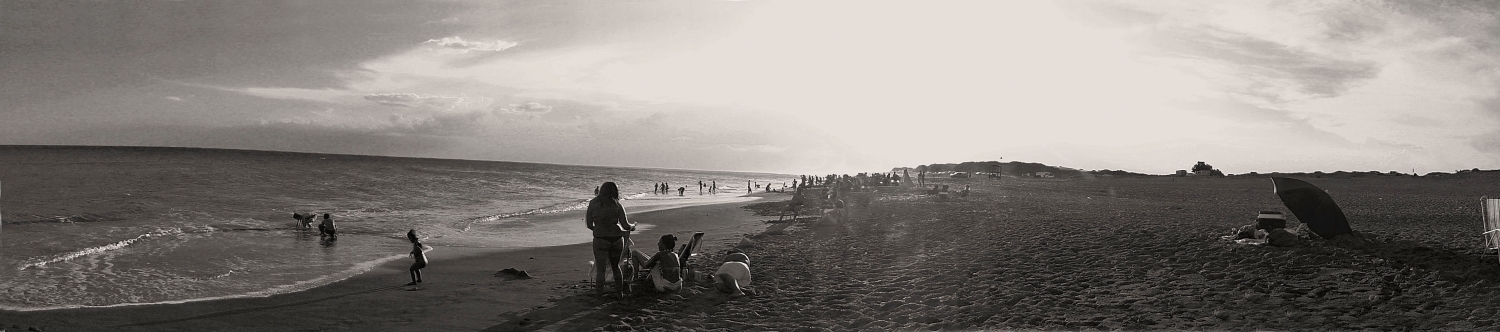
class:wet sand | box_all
[0,194,778,331]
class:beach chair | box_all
[778,192,807,222]
[620,234,639,293]
[678,232,704,281]
[1482,197,1500,264]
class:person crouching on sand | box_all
[407,229,426,286]
[318,213,337,238]
[714,252,752,296]
[631,234,682,292]
[587,182,635,298]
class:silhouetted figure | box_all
[587,182,636,298]
[407,229,426,286]
[318,213,337,239]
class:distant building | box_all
[1189,161,1222,177]
[1175,170,1188,176]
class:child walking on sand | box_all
[631,234,682,292]
[407,229,426,286]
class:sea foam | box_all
[17,227,185,271]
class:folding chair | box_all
[1482,197,1500,264]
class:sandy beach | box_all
[7,175,1500,331]
[509,175,1500,331]
[0,193,779,332]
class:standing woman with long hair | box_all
[586,182,635,298]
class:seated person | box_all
[318,213,337,238]
[789,189,806,207]
[713,252,752,296]
[631,234,682,292]
[824,198,847,222]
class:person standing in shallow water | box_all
[586,182,635,298]
[407,229,426,286]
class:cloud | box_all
[389,111,488,135]
[232,87,348,103]
[424,36,519,53]
[423,17,461,26]
[714,144,787,153]
[497,102,553,114]
[1146,26,1381,103]
[363,93,468,109]
[260,107,493,136]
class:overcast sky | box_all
[3,0,1498,175]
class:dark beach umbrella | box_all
[1271,177,1351,239]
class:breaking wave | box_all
[17,228,186,270]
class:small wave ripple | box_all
[17,228,187,270]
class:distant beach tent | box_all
[1271,177,1351,239]
[1482,197,1500,263]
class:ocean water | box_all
[0,146,791,311]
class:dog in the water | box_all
[292,213,318,229]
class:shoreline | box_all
[0,192,787,331]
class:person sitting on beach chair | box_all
[713,252,752,297]
[817,194,847,224]
[778,189,807,222]
[630,234,682,292]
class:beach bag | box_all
[1255,211,1286,230]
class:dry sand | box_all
[521,175,1500,331]
[7,175,1500,331]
